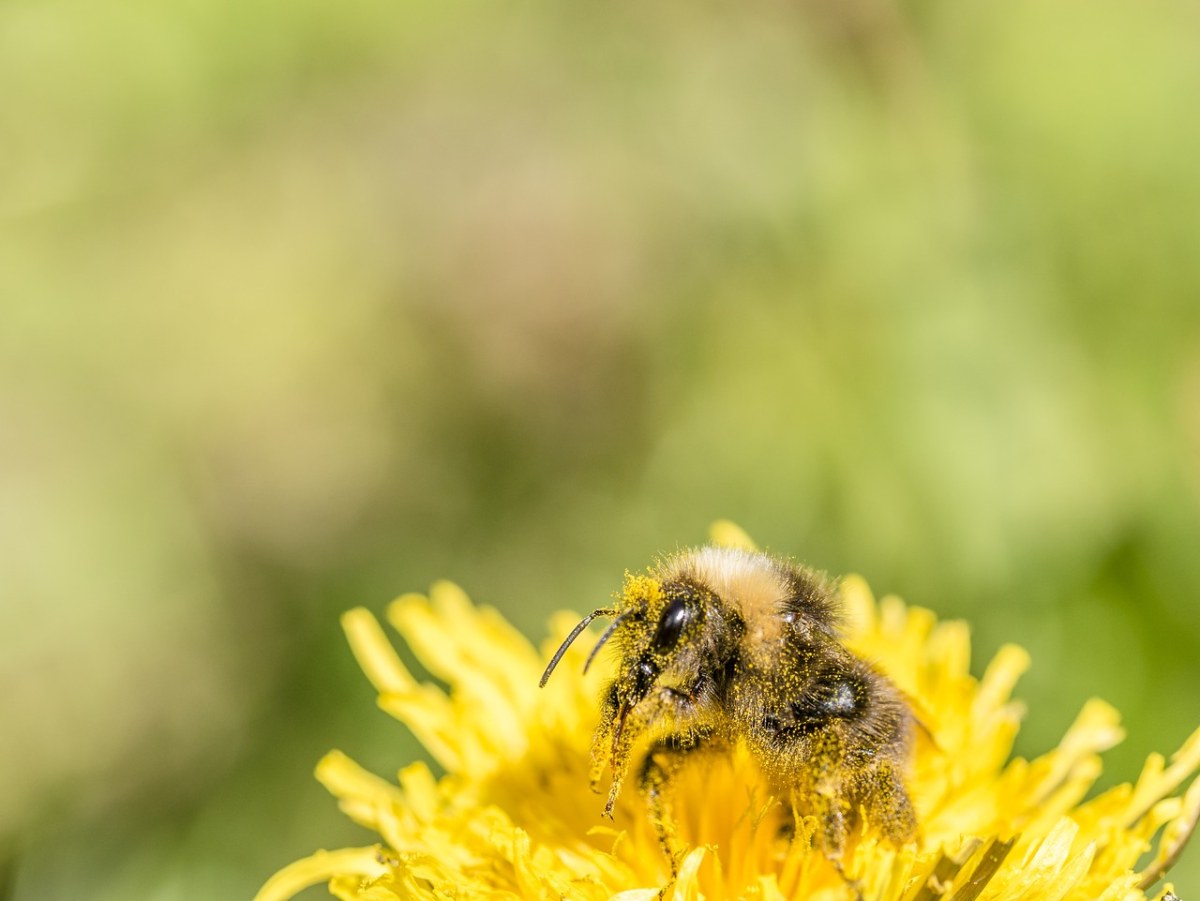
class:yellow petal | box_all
[708,520,758,550]
[253,847,390,901]
[341,608,414,695]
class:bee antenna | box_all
[539,608,616,688]
[583,605,640,675]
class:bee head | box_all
[537,571,714,699]
[599,573,715,708]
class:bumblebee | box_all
[540,545,917,868]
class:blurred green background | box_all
[3,0,1200,897]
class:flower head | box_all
[256,525,1200,900]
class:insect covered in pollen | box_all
[539,545,918,869]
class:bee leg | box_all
[858,758,918,846]
[823,798,868,900]
[789,777,850,860]
[589,683,622,793]
[638,728,718,876]
[831,857,864,901]
[842,871,865,901]
[598,684,709,818]
[790,786,863,898]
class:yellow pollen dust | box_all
[622,572,665,610]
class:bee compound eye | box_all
[652,596,693,652]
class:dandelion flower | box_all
[256,525,1200,900]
